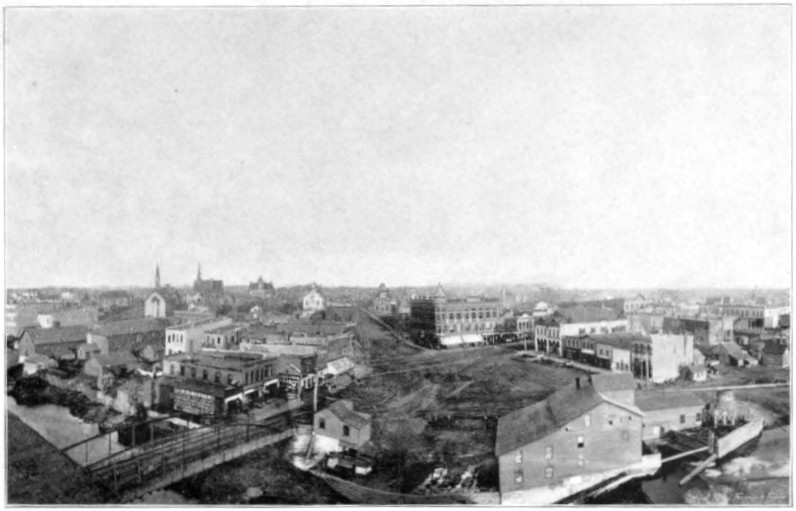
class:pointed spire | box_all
[197,262,202,281]
[155,263,161,289]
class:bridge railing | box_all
[85,419,294,494]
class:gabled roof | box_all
[558,305,622,323]
[635,390,705,412]
[496,383,603,456]
[23,326,89,345]
[717,341,747,356]
[763,342,789,355]
[92,351,139,368]
[98,290,129,299]
[325,399,371,429]
[496,379,643,456]
[91,318,169,338]
[590,373,637,393]
[327,357,355,376]
[24,353,57,366]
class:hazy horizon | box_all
[6,6,791,290]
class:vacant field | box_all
[7,412,110,504]
[339,315,585,494]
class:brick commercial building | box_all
[535,306,628,356]
[409,284,502,347]
[162,351,280,415]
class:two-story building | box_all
[534,306,628,356]
[204,323,246,350]
[162,351,280,414]
[165,317,233,355]
[314,399,372,454]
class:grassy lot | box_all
[338,315,585,494]
[7,412,110,504]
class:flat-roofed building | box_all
[535,306,628,356]
[165,317,233,355]
[163,351,280,414]
[410,284,502,347]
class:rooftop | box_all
[635,390,705,412]
[179,351,272,370]
[170,378,236,398]
[496,378,643,456]
[23,326,89,345]
[558,305,623,323]
[325,399,371,429]
[762,342,788,355]
[91,318,169,337]
[589,373,637,393]
[92,351,139,367]
[587,332,650,350]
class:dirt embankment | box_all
[7,412,110,504]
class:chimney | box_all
[575,377,581,389]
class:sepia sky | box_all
[5,6,791,289]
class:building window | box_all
[170,365,176,375]
[202,369,208,381]
[584,414,591,427]
[319,418,326,430]
[577,436,585,449]
[215,371,221,383]
[190,367,196,378]
[343,425,350,437]
[680,414,686,424]
[515,451,523,464]
[544,446,553,460]
[577,455,585,467]
[545,467,554,479]
[180,366,185,376]
[515,470,523,484]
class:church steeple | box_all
[197,263,202,282]
[155,263,161,289]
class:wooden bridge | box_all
[62,413,297,502]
